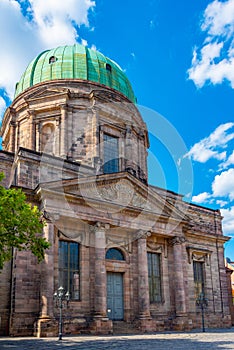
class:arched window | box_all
[106,248,124,261]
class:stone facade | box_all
[0,59,231,337]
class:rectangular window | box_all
[147,252,162,303]
[103,133,119,174]
[193,261,205,299]
[59,241,80,300]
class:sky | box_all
[0,0,233,258]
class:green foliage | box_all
[0,172,50,269]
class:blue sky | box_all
[0,0,234,258]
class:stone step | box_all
[112,321,140,335]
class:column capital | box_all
[42,210,60,223]
[9,107,16,116]
[135,229,151,241]
[168,236,186,246]
[27,109,36,117]
[94,221,110,231]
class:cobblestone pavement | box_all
[1,329,234,350]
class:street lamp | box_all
[196,292,208,332]
[53,286,70,340]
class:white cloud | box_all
[28,0,95,47]
[188,0,234,88]
[221,206,234,234]
[192,192,211,204]
[0,97,7,123]
[202,0,234,37]
[0,0,95,99]
[220,150,234,169]
[216,199,228,207]
[186,122,234,163]
[212,168,234,200]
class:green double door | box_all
[107,272,124,320]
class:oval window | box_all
[49,56,57,64]
[106,63,112,72]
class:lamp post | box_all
[53,286,70,340]
[196,292,208,332]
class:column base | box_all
[90,318,113,335]
[34,317,57,338]
[137,318,154,333]
[172,314,192,331]
[138,312,152,320]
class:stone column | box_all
[138,234,151,319]
[169,236,187,315]
[60,105,67,157]
[40,221,55,318]
[94,222,108,318]
[35,220,55,337]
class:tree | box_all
[0,172,50,269]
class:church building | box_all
[0,44,231,336]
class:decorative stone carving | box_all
[106,235,129,249]
[187,247,211,265]
[58,230,84,243]
[168,236,186,246]
[147,241,163,253]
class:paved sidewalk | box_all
[1,328,234,350]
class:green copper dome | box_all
[15,44,136,102]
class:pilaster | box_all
[60,105,67,157]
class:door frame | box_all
[105,258,130,322]
[107,272,124,320]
